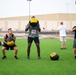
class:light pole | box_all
[27,0,32,20]
[66,3,69,30]
[66,3,69,13]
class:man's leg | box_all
[27,37,33,59]
[74,48,76,59]
[63,41,66,49]
[60,36,66,49]
[60,36,64,49]
[35,43,41,58]
[74,48,76,55]
[34,37,41,59]
[27,43,32,59]
[2,47,6,59]
[73,39,76,59]
[61,42,64,49]
[13,47,18,59]
[14,47,18,56]
[63,36,66,49]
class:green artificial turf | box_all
[0,38,76,75]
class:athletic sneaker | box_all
[14,56,18,59]
[60,48,63,49]
[38,57,41,60]
[64,48,66,49]
[2,56,6,59]
[27,57,30,60]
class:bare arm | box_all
[14,35,16,41]
[37,23,41,32]
[72,27,76,32]
[4,36,6,42]
[25,23,30,31]
[38,28,41,32]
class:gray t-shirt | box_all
[26,23,40,38]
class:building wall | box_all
[0,13,76,31]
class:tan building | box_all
[0,13,76,31]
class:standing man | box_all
[1,28,18,59]
[72,26,76,59]
[58,22,67,49]
[25,16,41,60]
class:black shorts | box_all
[28,37,39,43]
[2,42,17,50]
[73,39,76,48]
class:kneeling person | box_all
[2,28,18,59]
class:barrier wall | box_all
[0,14,76,31]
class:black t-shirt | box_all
[73,26,76,39]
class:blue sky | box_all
[0,0,76,18]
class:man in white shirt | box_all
[58,22,67,49]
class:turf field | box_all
[0,38,76,75]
